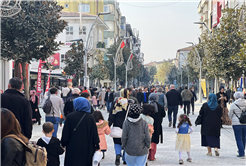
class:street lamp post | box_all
[186,42,203,103]
[84,12,111,88]
[125,53,133,88]
[194,22,219,94]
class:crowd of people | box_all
[1,77,246,166]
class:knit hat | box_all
[128,104,143,119]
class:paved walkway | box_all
[31,101,246,166]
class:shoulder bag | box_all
[234,104,246,124]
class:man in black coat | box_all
[166,84,183,128]
[64,88,81,117]
[1,77,33,139]
[104,87,114,113]
[190,88,197,115]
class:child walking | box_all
[175,114,194,165]
[92,94,98,109]
[92,111,111,159]
[37,122,64,166]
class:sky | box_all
[119,0,201,64]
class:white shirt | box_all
[62,87,70,97]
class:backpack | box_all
[234,104,246,124]
[42,96,52,114]
[2,134,47,166]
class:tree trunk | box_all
[21,62,29,99]
[14,62,21,78]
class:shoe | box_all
[237,155,245,159]
[169,121,172,127]
[149,158,156,161]
[206,152,212,156]
[187,158,192,162]
[179,159,183,164]
[123,161,127,165]
[38,120,41,125]
[173,126,176,128]
[115,154,121,166]
[102,152,105,159]
[192,112,194,115]
[215,149,220,156]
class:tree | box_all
[1,1,67,98]
[149,66,157,83]
[90,50,108,88]
[106,41,141,86]
[64,41,90,86]
[140,66,151,86]
[155,62,174,85]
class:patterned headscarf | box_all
[30,90,36,103]
[120,88,129,99]
[148,93,159,112]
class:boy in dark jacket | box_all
[37,122,64,166]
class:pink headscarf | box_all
[30,90,36,103]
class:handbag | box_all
[92,151,103,166]
[234,104,246,124]
[109,102,131,138]
[195,115,202,126]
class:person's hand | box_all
[35,109,38,112]
[180,106,183,109]
[63,117,66,121]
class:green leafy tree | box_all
[140,66,151,86]
[90,50,108,88]
[64,41,90,86]
[149,66,157,83]
[1,1,67,98]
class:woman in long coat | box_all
[61,97,100,166]
[29,90,41,125]
[108,89,129,165]
[199,93,223,156]
[216,86,232,125]
[98,88,106,110]
[148,93,166,161]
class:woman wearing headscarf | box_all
[199,93,223,156]
[30,90,41,125]
[216,86,232,125]
[229,92,246,159]
[108,88,130,165]
[61,97,100,166]
[148,93,166,161]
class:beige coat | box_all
[98,89,106,105]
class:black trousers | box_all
[190,100,195,113]
[183,101,191,115]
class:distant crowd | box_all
[1,77,246,166]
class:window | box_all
[61,54,67,62]
[65,4,69,8]
[104,39,108,48]
[78,4,90,13]
[104,4,114,14]
[79,26,86,35]
[66,26,73,42]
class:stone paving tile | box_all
[32,102,246,166]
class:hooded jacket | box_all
[96,120,111,150]
[229,98,246,126]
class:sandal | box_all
[187,158,192,162]
[179,159,183,164]
[215,149,220,156]
[206,152,212,156]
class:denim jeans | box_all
[106,101,112,113]
[168,106,178,127]
[233,125,246,156]
[125,153,147,166]
[45,117,60,137]
[114,144,125,161]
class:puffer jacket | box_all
[1,137,26,166]
[229,98,246,126]
[96,120,111,150]
[181,89,193,102]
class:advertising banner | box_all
[201,79,207,98]
[40,53,60,69]
[212,1,218,27]
[36,60,42,93]
[45,70,51,92]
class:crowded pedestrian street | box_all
[29,100,245,166]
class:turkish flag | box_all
[120,41,125,48]
[130,54,133,59]
[36,60,42,93]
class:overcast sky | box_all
[119,0,201,64]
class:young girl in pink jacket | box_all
[92,111,111,159]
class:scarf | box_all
[207,93,218,111]
[73,97,91,113]
[30,90,36,103]
[121,89,129,99]
[112,97,128,114]
[148,93,159,112]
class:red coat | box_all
[96,120,111,150]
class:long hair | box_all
[177,114,192,128]
[92,111,104,122]
[142,104,156,116]
[1,108,29,144]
